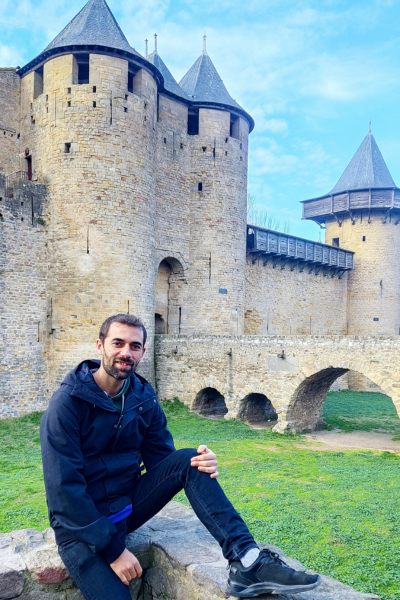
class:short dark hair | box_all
[99,314,147,346]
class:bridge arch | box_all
[192,387,228,418]
[238,393,277,424]
[277,360,400,433]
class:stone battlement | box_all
[0,502,379,600]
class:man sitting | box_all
[40,313,320,599]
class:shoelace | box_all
[227,548,289,570]
[258,549,289,568]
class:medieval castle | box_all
[1,0,400,432]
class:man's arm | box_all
[40,392,125,563]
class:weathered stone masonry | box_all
[0,175,48,416]
[155,335,400,432]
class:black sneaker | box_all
[227,549,321,597]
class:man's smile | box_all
[115,359,134,368]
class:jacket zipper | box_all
[114,394,125,429]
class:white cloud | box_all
[0,43,21,66]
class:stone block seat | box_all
[0,502,380,600]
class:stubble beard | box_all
[102,349,137,380]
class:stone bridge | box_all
[154,335,400,432]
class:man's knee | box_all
[173,447,198,465]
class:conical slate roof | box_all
[19,0,146,75]
[43,0,139,55]
[330,130,397,194]
[147,51,188,99]
[179,51,242,111]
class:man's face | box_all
[96,322,146,380]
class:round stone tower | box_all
[17,0,163,384]
[302,128,400,335]
[179,41,253,335]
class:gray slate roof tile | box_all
[43,0,140,56]
[330,131,397,194]
[179,52,242,111]
[146,51,188,99]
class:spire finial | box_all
[154,33,158,53]
[368,121,371,134]
[203,32,207,54]
[145,39,148,58]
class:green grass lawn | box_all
[323,390,400,439]
[0,391,399,599]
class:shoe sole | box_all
[226,575,321,597]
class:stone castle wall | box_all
[0,69,21,175]
[10,52,250,399]
[0,175,48,416]
[245,256,348,335]
[1,49,399,419]
[325,215,400,335]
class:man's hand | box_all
[110,548,142,585]
[190,445,219,478]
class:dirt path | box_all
[244,420,400,452]
[301,429,400,452]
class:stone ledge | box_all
[0,502,380,600]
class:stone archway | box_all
[238,393,277,425]
[192,388,228,419]
[280,364,400,433]
[281,367,349,432]
[155,257,186,335]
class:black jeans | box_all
[59,448,257,600]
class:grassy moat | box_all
[0,391,399,599]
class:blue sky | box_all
[1,0,400,239]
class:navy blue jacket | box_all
[40,360,175,563]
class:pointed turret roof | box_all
[330,129,397,194]
[42,0,138,55]
[179,50,242,111]
[147,51,188,100]
[18,0,163,78]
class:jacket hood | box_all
[60,359,155,410]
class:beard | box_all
[102,349,137,380]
